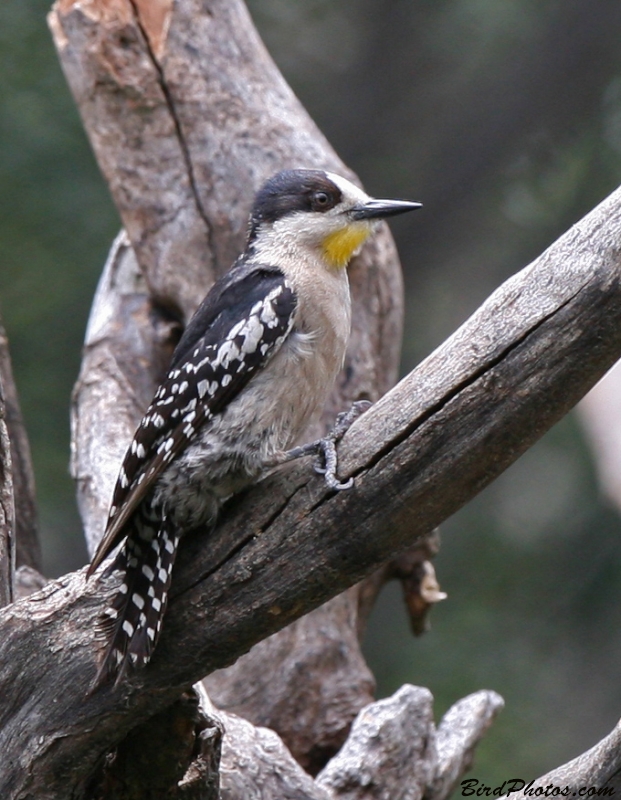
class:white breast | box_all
[154,250,352,528]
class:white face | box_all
[266,172,375,251]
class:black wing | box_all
[88,264,296,575]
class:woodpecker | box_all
[88,169,420,687]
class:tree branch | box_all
[92,687,222,800]
[207,684,502,800]
[0,375,14,608]
[316,685,437,800]
[0,321,39,572]
[2,182,621,795]
[429,691,505,800]
[203,587,375,775]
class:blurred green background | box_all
[2,0,621,789]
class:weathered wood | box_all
[209,683,493,800]
[429,691,505,800]
[204,588,375,775]
[316,685,436,800]
[0,322,39,571]
[177,725,221,800]
[0,383,14,608]
[217,710,331,800]
[51,0,407,767]
[91,688,222,800]
[2,183,621,796]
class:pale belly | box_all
[151,327,346,530]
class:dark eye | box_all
[312,191,331,210]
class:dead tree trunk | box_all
[50,0,414,777]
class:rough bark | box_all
[50,0,406,767]
[316,685,437,800]
[203,587,375,775]
[217,709,332,800]
[91,687,222,800]
[203,536,444,775]
[429,691,505,800]
[0,322,40,571]
[2,182,621,796]
[209,684,501,800]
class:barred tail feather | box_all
[92,505,180,689]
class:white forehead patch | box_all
[324,172,371,206]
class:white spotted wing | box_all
[87,265,296,576]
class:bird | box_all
[87,168,421,687]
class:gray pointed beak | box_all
[351,198,422,221]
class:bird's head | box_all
[248,169,421,269]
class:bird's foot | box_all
[272,400,372,490]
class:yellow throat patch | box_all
[322,224,370,269]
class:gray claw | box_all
[326,475,354,491]
[275,401,371,491]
